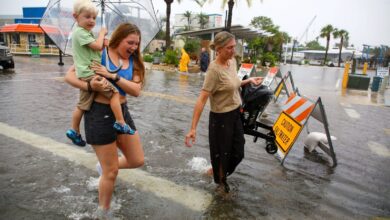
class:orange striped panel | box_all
[285,98,307,114]
[295,104,314,122]
[269,67,278,74]
[284,93,296,104]
[241,63,254,69]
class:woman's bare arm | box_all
[185,90,210,147]
[64,65,88,90]
[90,62,142,97]
[115,74,142,97]
[64,65,108,92]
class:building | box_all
[300,48,354,62]
[0,7,58,55]
[173,13,222,34]
[15,7,46,24]
[281,45,364,65]
[147,39,166,53]
[0,15,19,27]
[207,14,223,28]
[175,25,265,61]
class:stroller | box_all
[240,76,278,154]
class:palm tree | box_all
[191,0,208,29]
[250,16,277,32]
[221,0,254,32]
[182,11,194,31]
[333,29,349,67]
[197,12,209,29]
[276,31,291,61]
[194,0,207,7]
[164,0,182,50]
[319,24,334,65]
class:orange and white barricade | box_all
[259,67,294,103]
[272,93,337,167]
[262,67,281,88]
[281,94,314,124]
[273,71,299,103]
[282,71,297,97]
[238,63,255,79]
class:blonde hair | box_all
[210,31,235,51]
[73,0,98,16]
[109,23,145,86]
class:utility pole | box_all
[58,50,64,66]
[290,39,296,64]
[290,15,316,64]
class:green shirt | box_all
[72,26,101,78]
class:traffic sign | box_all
[273,111,303,153]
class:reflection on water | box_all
[0,57,389,219]
[179,72,189,94]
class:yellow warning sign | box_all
[272,111,303,153]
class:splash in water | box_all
[187,157,211,173]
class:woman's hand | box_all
[250,76,263,85]
[103,38,109,47]
[185,129,196,147]
[90,61,113,79]
[64,65,86,90]
[241,76,264,87]
[90,75,110,92]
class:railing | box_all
[9,44,60,55]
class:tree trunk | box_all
[338,37,343,67]
[165,0,173,50]
[324,37,330,65]
[290,40,296,64]
[279,41,283,61]
[226,0,234,32]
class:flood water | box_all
[0,56,389,219]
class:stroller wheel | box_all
[266,142,277,154]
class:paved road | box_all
[0,56,389,219]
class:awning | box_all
[0,24,43,33]
[0,24,61,34]
[174,24,271,40]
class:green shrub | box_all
[184,38,200,54]
[143,54,153,63]
[261,52,277,66]
[153,51,163,58]
[163,49,179,65]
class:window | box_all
[11,33,20,44]
[44,34,54,48]
[28,34,36,43]
[0,34,4,45]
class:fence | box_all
[10,44,59,55]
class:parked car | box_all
[0,45,15,70]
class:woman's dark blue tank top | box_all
[101,48,133,96]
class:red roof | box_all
[0,24,61,34]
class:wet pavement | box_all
[0,56,389,219]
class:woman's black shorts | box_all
[84,102,136,145]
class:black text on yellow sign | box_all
[272,111,303,153]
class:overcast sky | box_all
[1,0,389,50]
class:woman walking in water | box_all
[65,22,145,218]
[185,31,263,193]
